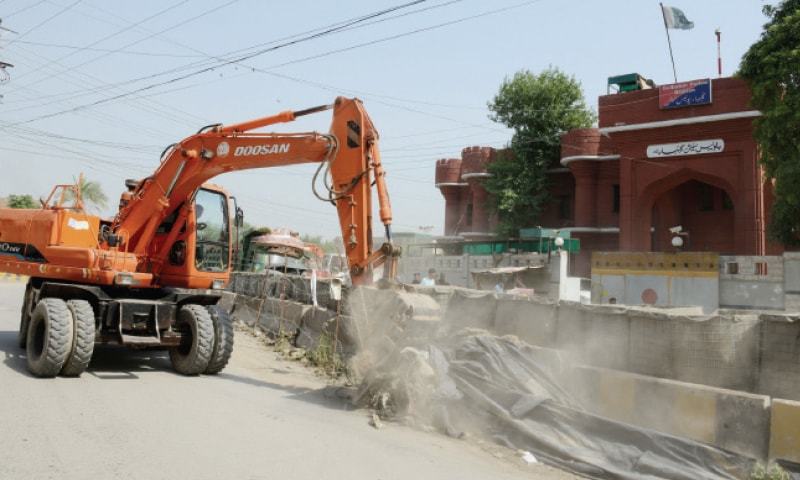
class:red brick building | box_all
[435,76,779,275]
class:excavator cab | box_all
[157,183,235,290]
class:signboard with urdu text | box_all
[659,79,712,109]
[646,139,724,158]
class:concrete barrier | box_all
[443,288,496,330]
[556,304,631,369]
[626,310,675,378]
[758,314,800,401]
[568,365,771,460]
[769,398,800,464]
[671,314,760,391]
[296,307,336,351]
[494,297,558,347]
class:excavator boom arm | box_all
[113,97,395,285]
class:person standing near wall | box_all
[420,268,437,286]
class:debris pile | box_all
[348,288,757,480]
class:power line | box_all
[2,0,458,110]
[6,0,81,42]
[1,0,427,118]
[4,44,210,126]
[1,0,49,19]
[8,0,190,81]
[7,40,207,58]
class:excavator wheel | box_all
[60,300,96,377]
[169,305,214,376]
[17,281,35,349]
[204,305,234,375]
[26,298,73,378]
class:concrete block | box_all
[493,298,557,347]
[258,298,307,339]
[570,366,771,460]
[720,279,784,310]
[555,304,589,361]
[217,291,237,315]
[584,306,630,370]
[627,311,674,378]
[557,304,629,368]
[443,289,496,330]
[769,398,800,463]
[229,294,263,327]
[671,315,760,391]
[757,315,800,401]
[296,307,356,355]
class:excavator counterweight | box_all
[0,97,398,377]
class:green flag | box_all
[662,5,694,30]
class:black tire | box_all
[17,281,35,349]
[169,305,214,375]
[204,305,234,375]
[60,300,96,377]
[26,298,73,378]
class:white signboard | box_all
[646,139,724,158]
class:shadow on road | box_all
[0,331,29,376]
[0,330,174,379]
[1,330,358,411]
[214,371,357,410]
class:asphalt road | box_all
[0,282,574,480]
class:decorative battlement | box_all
[435,158,465,186]
[461,146,494,177]
[561,128,602,159]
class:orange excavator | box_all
[0,97,398,377]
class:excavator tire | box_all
[169,304,214,375]
[60,300,96,377]
[204,305,234,375]
[17,282,35,349]
[26,298,73,378]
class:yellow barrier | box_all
[769,399,800,463]
[571,366,770,460]
[0,273,27,282]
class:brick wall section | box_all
[598,77,754,128]
[434,77,780,276]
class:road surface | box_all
[0,281,574,480]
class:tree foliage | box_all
[7,194,38,209]
[739,0,800,244]
[485,68,595,236]
[75,176,108,211]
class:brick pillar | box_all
[440,186,463,235]
[435,158,466,236]
[461,146,495,234]
[569,160,598,227]
[469,182,490,233]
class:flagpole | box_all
[715,28,722,77]
[660,2,678,82]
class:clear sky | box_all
[0,0,773,238]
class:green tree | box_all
[7,194,38,209]
[739,0,800,245]
[485,68,595,236]
[74,176,108,211]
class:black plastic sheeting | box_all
[362,331,756,480]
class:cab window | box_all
[194,189,229,272]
